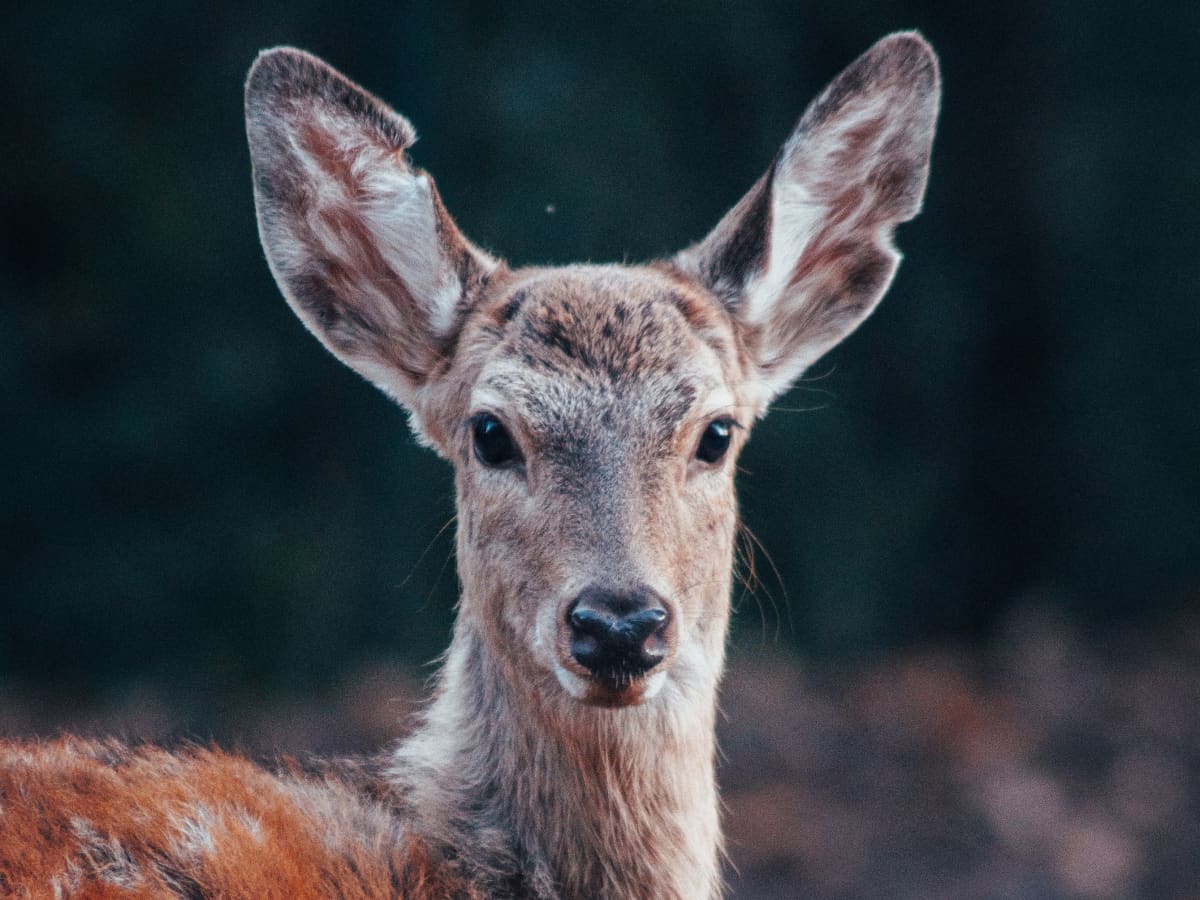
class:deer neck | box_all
[390,605,726,900]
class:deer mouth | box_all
[581,668,669,707]
[555,628,677,708]
[551,651,672,707]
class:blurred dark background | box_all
[2,2,1198,897]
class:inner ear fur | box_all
[245,47,497,444]
[675,32,941,413]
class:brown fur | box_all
[0,34,939,898]
[0,739,479,899]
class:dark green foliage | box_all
[2,0,1197,695]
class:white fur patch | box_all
[553,664,591,700]
[70,817,144,888]
[170,803,219,861]
[642,669,668,701]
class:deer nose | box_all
[567,587,671,681]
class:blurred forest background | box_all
[2,1,1197,897]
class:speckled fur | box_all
[0,739,478,899]
[0,34,938,899]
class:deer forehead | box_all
[466,267,741,442]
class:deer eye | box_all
[472,414,519,468]
[696,418,735,464]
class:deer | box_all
[0,33,939,899]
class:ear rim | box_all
[674,31,941,414]
[245,46,417,160]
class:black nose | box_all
[567,586,671,682]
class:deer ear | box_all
[245,47,498,438]
[675,32,940,413]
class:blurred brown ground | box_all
[3,605,1197,899]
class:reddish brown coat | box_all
[0,739,477,899]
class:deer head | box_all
[245,34,939,713]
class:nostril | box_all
[613,607,668,644]
[630,607,670,668]
[568,606,614,639]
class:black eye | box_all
[472,414,519,468]
[696,418,734,464]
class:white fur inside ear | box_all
[742,178,824,329]
[285,103,464,344]
[360,166,463,341]
[745,87,894,331]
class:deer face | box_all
[245,35,939,708]
[440,266,749,706]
